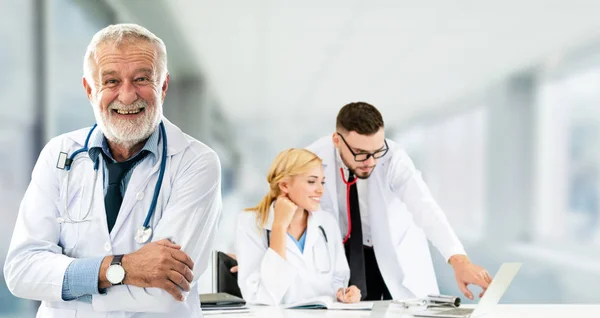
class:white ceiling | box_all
[163,0,600,126]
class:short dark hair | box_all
[336,102,384,135]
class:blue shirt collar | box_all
[88,126,160,164]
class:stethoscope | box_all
[312,225,331,273]
[266,225,331,273]
[340,168,357,244]
[57,121,167,244]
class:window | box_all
[393,106,487,240]
[537,68,600,243]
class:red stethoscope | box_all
[340,167,357,244]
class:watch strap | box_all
[111,254,124,266]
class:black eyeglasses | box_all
[337,132,389,162]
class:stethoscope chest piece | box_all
[135,226,153,244]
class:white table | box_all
[205,301,600,318]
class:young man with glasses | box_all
[306,102,491,301]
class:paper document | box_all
[284,296,374,310]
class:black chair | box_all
[212,251,242,298]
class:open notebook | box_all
[284,296,374,310]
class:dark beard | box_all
[350,166,376,179]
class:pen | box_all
[392,298,428,308]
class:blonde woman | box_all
[235,148,361,305]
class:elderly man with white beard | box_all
[3,24,222,318]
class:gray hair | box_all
[83,24,168,86]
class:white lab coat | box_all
[306,136,467,299]
[235,206,349,305]
[3,118,222,318]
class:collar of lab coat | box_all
[67,116,189,157]
[262,202,323,258]
[262,202,317,231]
[334,147,351,179]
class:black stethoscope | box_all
[57,121,167,244]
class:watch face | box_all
[106,265,125,284]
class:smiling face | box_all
[83,40,169,147]
[284,164,325,212]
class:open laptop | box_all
[414,262,521,318]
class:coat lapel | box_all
[301,213,319,258]
[92,155,109,236]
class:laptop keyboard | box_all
[437,308,474,316]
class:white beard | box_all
[93,97,162,149]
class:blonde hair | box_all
[245,148,322,229]
[83,23,168,86]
